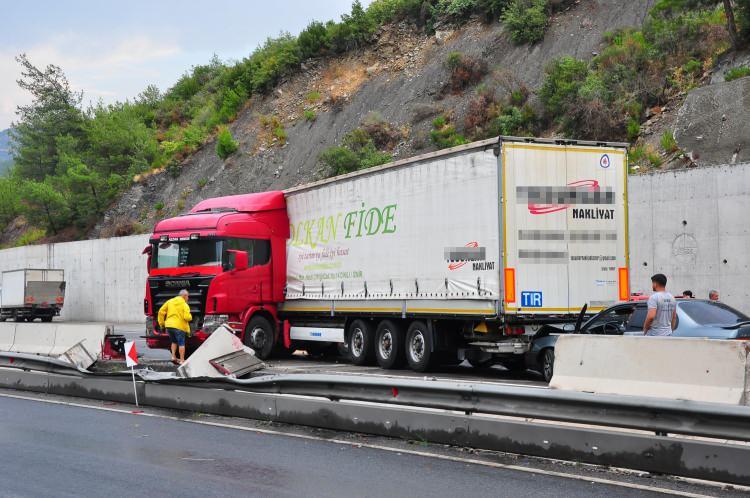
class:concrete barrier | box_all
[0,323,16,351]
[4,322,111,360]
[49,323,111,358]
[10,323,57,356]
[177,326,257,378]
[550,335,750,405]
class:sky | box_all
[0,0,371,130]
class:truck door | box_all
[224,238,273,306]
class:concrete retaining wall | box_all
[628,163,750,311]
[0,163,748,323]
[0,235,149,322]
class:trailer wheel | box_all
[375,320,405,369]
[405,321,433,372]
[348,319,374,366]
[541,348,555,383]
[41,316,53,323]
[244,315,275,360]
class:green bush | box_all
[304,109,317,121]
[437,0,478,18]
[319,146,360,175]
[626,118,641,142]
[216,127,239,159]
[197,178,208,189]
[503,0,549,44]
[217,87,245,123]
[244,34,301,94]
[306,91,322,103]
[539,57,590,117]
[430,115,469,148]
[725,66,750,81]
[367,0,424,24]
[660,130,678,153]
[154,201,164,211]
[488,105,536,136]
[445,52,488,93]
[319,125,392,176]
[477,0,511,21]
[16,227,46,247]
[260,115,287,145]
[327,1,378,53]
[298,21,330,59]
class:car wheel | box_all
[405,321,433,372]
[375,320,405,369]
[348,319,375,366]
[541,348,555,382]
[244,315,276,360]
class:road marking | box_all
[0,391,721,497]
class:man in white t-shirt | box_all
[643,273,677,336]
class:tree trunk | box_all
[724,0,740,49]
[90,185,100,213]
[44,204,57,235]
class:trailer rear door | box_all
[502,141,628,315]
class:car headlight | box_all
[203,314,229,334]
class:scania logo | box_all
[164,280,191,288]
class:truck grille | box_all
[148,276,213,330]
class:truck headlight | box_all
[203,314,229,334]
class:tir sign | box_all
[521,291,543,308]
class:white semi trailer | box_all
[279,136,630,370]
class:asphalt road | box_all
[0,395,669,498]
[115,323,547,387]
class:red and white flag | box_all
[125,341,138,368]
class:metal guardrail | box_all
[1,352,750,485]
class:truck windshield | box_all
[153,240,222,268]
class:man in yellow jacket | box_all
[158,289,192,365]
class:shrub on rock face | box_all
[503,0,550,45]
[725,66,750,81]
[216,127,239,160]
[430,115,469,148]
[445,52,488,93]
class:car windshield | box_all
[679,301,749,325]
[153,240,222,268]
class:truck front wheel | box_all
[348,319,374,366]
[244,315,276,360]
[405,321,433,372]
[375,320,405,369]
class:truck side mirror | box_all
[142,245,153,270]
[227,250,249,271]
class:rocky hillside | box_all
[94,0,654,237]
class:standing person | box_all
[643,274,677,336]
[158,289,192,365]
[709,290,720,301]
[682,290,694,298]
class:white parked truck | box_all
[147,136,630,372]
[0,269,66,322]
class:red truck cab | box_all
[143,191,289,354]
